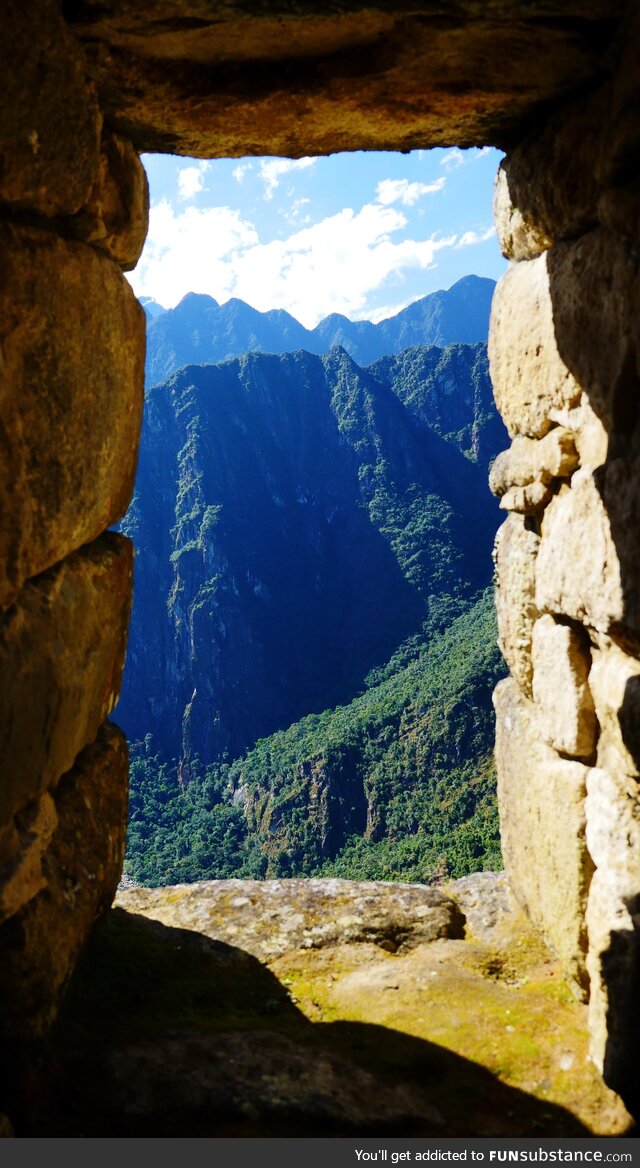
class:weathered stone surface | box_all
[494,84,609,261]
[548,398,608,474]
[67,2,622,155]
[71,130,149,270]
[31,872,631,1136]
[585,767,640,1109]
[498,480,553,515]
[493,678,592,995]
[493,163,553,262]
[0,722,128,1041]
[116,878,465,961]
[604,3,640,188]
[493,514,540,697]
[488,255,582,439]
[531,615,596,759]
[598,183,640,243]
[0,0,100,218]
[0,222,144,611]
[545,230,639,434]
[444,871,513,943]
[104,1028,446,1134]
[0,533,133,825]
[0,793,57,925]
[589,642,640,779]
[536,464,640,637]
[490,427,579,514]
[490,429,579,498]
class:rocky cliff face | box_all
[118,342,504,770]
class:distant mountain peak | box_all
[145,277,495,387]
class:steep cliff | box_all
[118,343,504,771]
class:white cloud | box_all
[128,195,457,328]
[259,157,316,199]
[283,196,311,225]
[232,161,252,183]
[127,198,259,307]
[178,160,210,201]
[441,145,493,171]
[455,226,496,248]
[375,177,445,206]
[441,149,465,171]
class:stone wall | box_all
[1,0,639,1127]
[490,6,640,1108]
[0,0,148,1044]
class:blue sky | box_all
[128,147,506,328]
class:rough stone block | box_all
[604,3,640,188]
[0,722,129,1040]
[548,397,608,475]
[494,84,609,261]
[493,514,539,697]
[0,222,144,611]
[544,229,639,435]
[0,794,57,926]
[0,0,100,218]
[498,481,552,515]
[490,428,578,498]
[71,130,149,271]
[589,641,640,779]
[488,255,582,439]
[536,463,640,638]
[493,677,592,995]
[531,614,596,759]
[585,767,640,1108]
[0,533,133,826]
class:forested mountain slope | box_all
[126,589,505,885]
[117,342,505,769]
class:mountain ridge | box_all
[144,275,495,387]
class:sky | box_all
[128,147,507,329]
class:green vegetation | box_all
[125,589,505,887]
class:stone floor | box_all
[7,874,634,1137]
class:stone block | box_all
[490,428,579,498]
[0,0,100,218]
[0,722,129,1040]
[544,229,639,435]
[589,641,640,779]
[493,677,592,995]
[531,614,596,759]
[536,463,640,638]
[0,793,57,925]
[604,3,640,188]
[548,397,608,475]
[585,767,640,1108]
[494,84,609,261]
[493,514,539,697]
[498,481,552,515]
[71,131,149,271]
[488,255,582,439]
[0,222,144,611]
[0,533,133,825]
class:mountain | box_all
[145,276,495,387]
[125,589,505,885]
[117,342,505,771]
[139,296,166,321]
